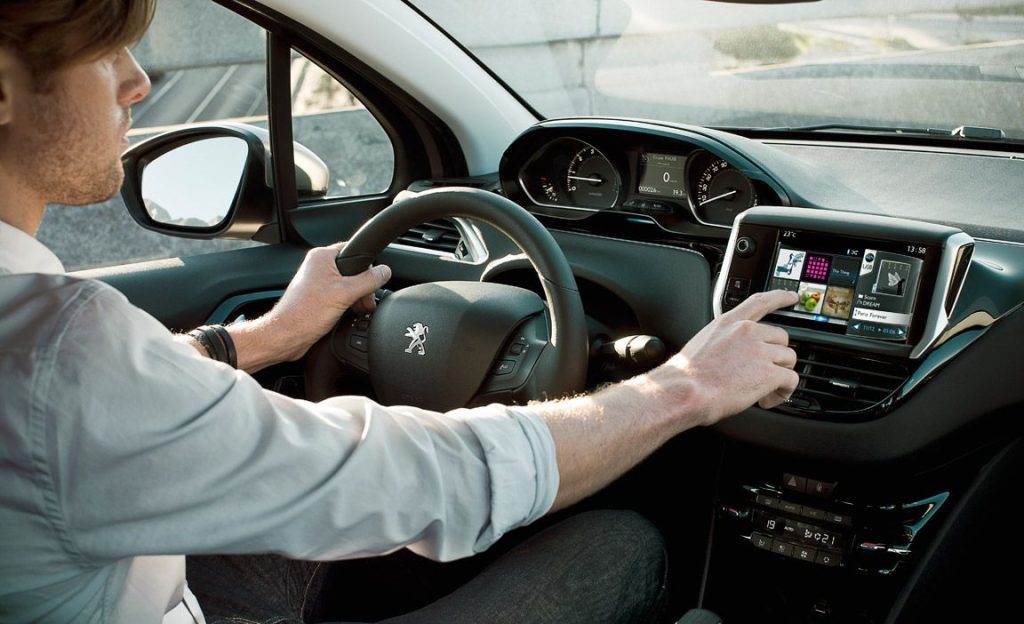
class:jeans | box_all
[187,510,667,623]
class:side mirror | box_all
[121,122,329,240]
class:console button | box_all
[824,511,853,526]
[792,545,817,562]
[750,532,773,551]
[736,236,757,257]
[802,506,826,522]
[755,494,780,509]
[806,479,836,498]
[783,473,807,494]
[816,551,842,567]
[728,277,750,293]
[724,293,744,309]
[772,541,794,557]
[780,501,803,516]
[780,522,799,539]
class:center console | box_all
[697,208,982,622]
[699,443,991,624]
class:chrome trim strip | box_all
[711,209,747,319]
[911,231,974,359]
[387,216,490,266]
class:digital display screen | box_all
[766,230,932,342]
[637,152,686,198]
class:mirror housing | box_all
[121,122,330,240]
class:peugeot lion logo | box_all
[404,323,429,356]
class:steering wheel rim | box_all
[306,186,588,408]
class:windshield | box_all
[410,0,1024,140]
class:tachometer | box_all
[694,158,757,226]
[565,146,620,210]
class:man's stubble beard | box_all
[26,85,126,207]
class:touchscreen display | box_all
[766,230,930,342]
[637,152,686,198]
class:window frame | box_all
[214,0,469,247]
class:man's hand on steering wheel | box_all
[259,243,392,363]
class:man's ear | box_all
[0,48,16,126]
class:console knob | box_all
[736,236,756,257]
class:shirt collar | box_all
[0,220,66,275]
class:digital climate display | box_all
[637,152,686,198]
[766,230,933,342]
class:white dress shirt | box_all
[0,220,559,623]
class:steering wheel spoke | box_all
[330,313,372,374]
[474,313,549,403]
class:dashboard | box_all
[496,118,1024,433]
[488,117,1024,621]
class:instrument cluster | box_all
[511,134,773,230]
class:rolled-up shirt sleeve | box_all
[36,281,558,565]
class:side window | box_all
[36,1,267,271]
[290,54,395,200]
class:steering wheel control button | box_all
[509,343,526,356]
[355,318,370,332]
[493,359,517,376]
[815,551,842,567]
[783,473,807,494]
[349,334,369,353]
[750,533,773,551]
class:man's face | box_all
[1,47,150,207]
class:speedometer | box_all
[565,146,620,210]
[694,158,757,226]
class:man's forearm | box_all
[531,366,704,513]
[532,290,801,513]
[179,316,294,374]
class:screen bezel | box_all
[713,207,973,360]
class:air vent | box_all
[394,218,474,260]
[784,344,911,418]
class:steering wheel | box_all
[304,187,588,410]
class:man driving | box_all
[0,1,800,622]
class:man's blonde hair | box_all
[0,0,156,84]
